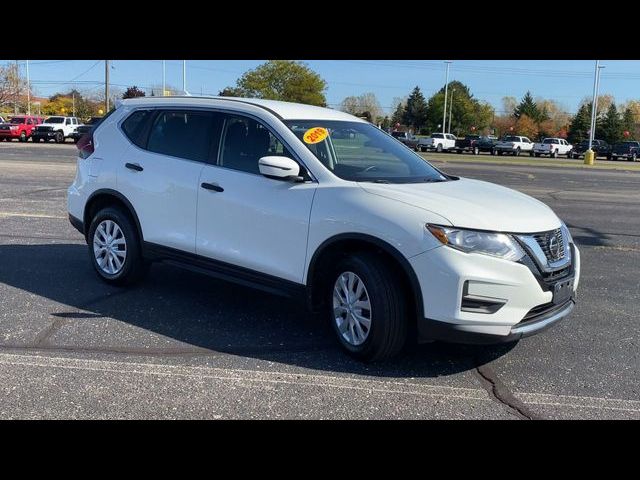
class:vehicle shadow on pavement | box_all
[0,243,515,377]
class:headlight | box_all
[427,224,525,261]
[560,220,573,244]
[9,126,18,130]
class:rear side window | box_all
[147,110,217,162]
[122,110,153,148]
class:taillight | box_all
[77,133,94,159]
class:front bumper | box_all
[410,242,580,342]
[32,131,59,139]
[0,131,20,138]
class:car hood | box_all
[358,177,560,233]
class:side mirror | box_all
[259,156,302,181]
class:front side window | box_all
[219,114,293,175]
[147,111,217,162]
[9,117,25,124]
[432,133,444,139]
[46,117,65,124]
[284,120,448,183]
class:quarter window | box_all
[147,111,217,162]
[121,110,153,148]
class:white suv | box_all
[67,97,580,361]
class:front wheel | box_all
[19,132,27,142]
[473,146,479,155]
[88,207,149,286]
[328,253,408,362]
[54,131,64,143]
[514,148,521,156]
[632,152,637,162]
[436,144,443,153]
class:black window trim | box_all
[117,106,316,182]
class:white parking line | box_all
[1,352,638,415]
[0,212,66,219]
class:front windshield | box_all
[46,117,65,124]
[284,120,448,183]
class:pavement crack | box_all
[475,364,540,420]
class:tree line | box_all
[2,60,639,144]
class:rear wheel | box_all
[473,146,479,155]
[514,147,521,156]
[551,150,558,158]
[632,152,637,162]
[88,207,149,286]
[33,137,41,143]
[19,132,27,142]
[436,144,443,153]
[327,253,408,362]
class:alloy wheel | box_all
[93,219,127,275]
[333,271,372,346]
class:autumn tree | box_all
[221,60,327,106]
[0,63,32,113]
[514,114,539,139]
[622,107,636,139]
[339,92,382,121]
[122,86,146,99]
[218,86,244,97]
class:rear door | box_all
[117,109,218,253]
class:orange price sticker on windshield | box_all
[303,127,329,144]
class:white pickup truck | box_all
[494,135,534,156]
[32,116,81,143]
[533,138,573,158]
[417,132,457,152]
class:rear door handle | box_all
[125,163,143,172]
[201,182,224,192]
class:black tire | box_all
[87,206,149,286]
[436,144,443,153]
[327,252,408,362]
[529,150,534,157]
[491,148,497,155]
[551,150,557,158]
[54,131,64,144]
[19,132,27,142]
[514,147,521,156]
[73,138,79,144]
[33,137,41,143]
[632,152,637,162]
[534,153,540,157]
[498,150,503,156]
[473,146,479,155]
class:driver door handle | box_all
[125,163,144,172]
[201,182,224,192]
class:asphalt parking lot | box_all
[0,142,638,419]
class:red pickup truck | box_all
[0,115,43,142]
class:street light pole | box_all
[442,61,452,135]
[162,60,166,96]
[26,60,30,115]
[448,88,455,134]
[586,61,604,165]
[182,60,186,93]
[105,60,110,112]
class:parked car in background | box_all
[0,115,41,142]
[32,116,81,143]
[476,135,498,154]
[569,139,611,159]
[69,116,104,143]
[533,138,573,158]
[454,134,482,155]
[417,132,457,152]
[494,135,534,156]
[390,131,419,150]
[610,141,640,161]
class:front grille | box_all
[0,125,10,131]
[520,298,573,324]
[36,126,53,132]
[532,228,565,262]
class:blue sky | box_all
[3,60,639,115]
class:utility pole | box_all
[26,60,30,115]
[448,88,455,134]
[72,91,76,117]
[442,61,452,135]
[162,60,166,96]
[105,60,110,112]
[182,60,186,93]
[14,60,19,115]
